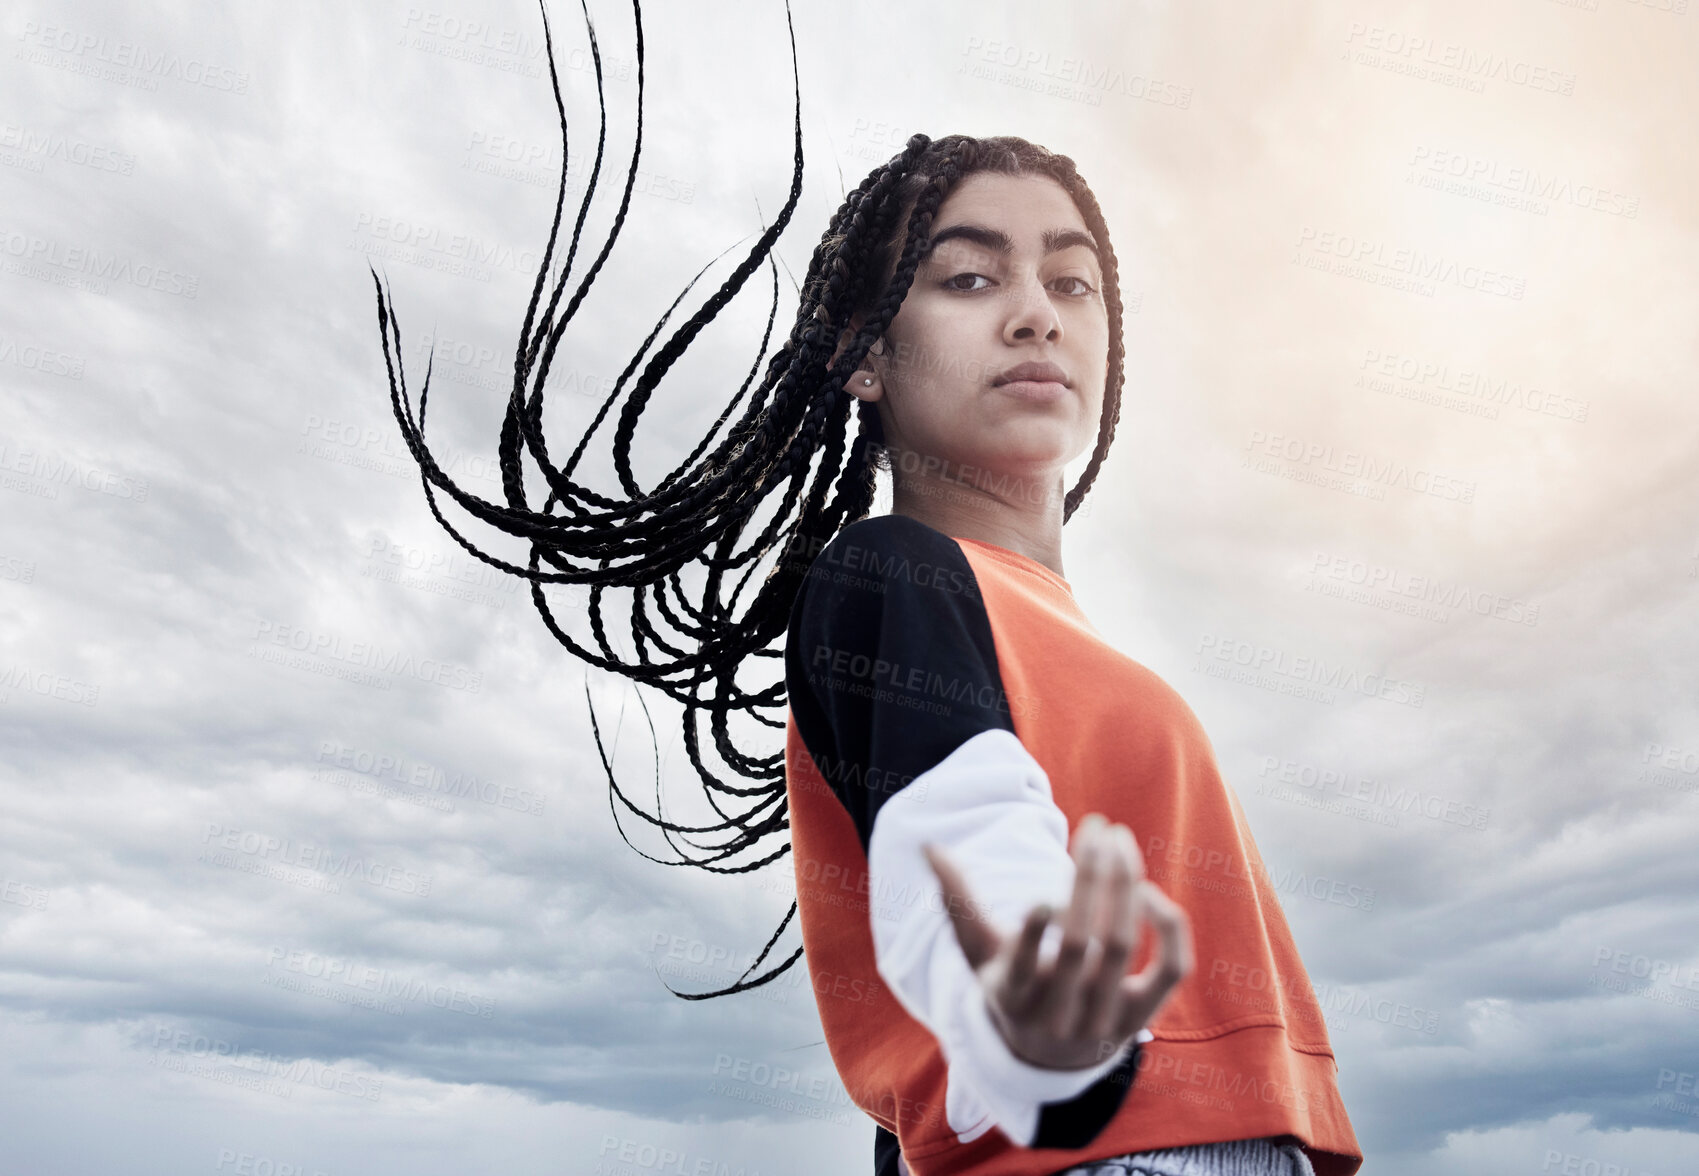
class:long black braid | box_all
[368,0,1128,998]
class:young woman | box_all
[370,3,1363,1175]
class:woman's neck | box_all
[890,470,1068,578]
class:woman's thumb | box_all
[923,843,999,968]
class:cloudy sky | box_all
[2,0,1697,1174]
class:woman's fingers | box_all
[969,817,1196,1072]
[1114,881,1194,1041]
[1076,825,1143,1045]
[1032,814,1109,1037]
[998,902,1052,1016]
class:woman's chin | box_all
[975,435,1084,475]
[951,450,1072,497]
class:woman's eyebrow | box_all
[920,223,1100,264]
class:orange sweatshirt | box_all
[783,514,1363,1176]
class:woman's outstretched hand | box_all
[922,812,1194,1072]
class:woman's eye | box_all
[942,272,1095,295]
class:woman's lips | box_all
[995,379,1069,402]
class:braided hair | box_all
[368,0,1128,999]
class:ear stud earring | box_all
[863,376,873,386]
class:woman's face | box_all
[855,171,1110,504]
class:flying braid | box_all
[368,0,1128,997]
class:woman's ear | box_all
[831,316,884,404]
[847,368,881,404]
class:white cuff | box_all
[867,727,1152,1146]
[950,980,1137,1144]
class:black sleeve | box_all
[784,513,1015,853]
[1033,1045,1142,1150]
[873,1123,902,1176]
